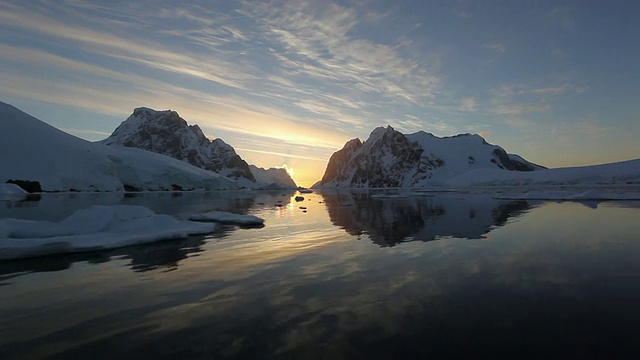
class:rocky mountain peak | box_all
[100,108,255,182]
[320,138,363,185]
[317,126,545,188]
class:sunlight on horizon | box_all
[280,164,295,181]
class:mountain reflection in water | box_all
[322,191,532,246]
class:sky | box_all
[1,0,638,187]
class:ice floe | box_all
[0,205,215,260]
[189,211,265,226]
[0,183,27,201]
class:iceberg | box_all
[0,183,27,201]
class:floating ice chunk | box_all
[299,189,313,194]
[0,205,215,260]
[0,183,27,195]
[189,211,265,226]
[0,183,27,201]
[295,196,305,201]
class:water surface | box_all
[1,191,638,358]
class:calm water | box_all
[1,191,639,359]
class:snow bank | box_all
[0,205,215,260]
[189,211,265,226]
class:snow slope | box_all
[0,101,237,192]
[317,126,543,188]
[0,205,215,260]
[446,158,640,187]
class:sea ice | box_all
[189,211,265,226]
[0,205,215,260]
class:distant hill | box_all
[249,165,297,189]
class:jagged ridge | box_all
[101,108,256,182]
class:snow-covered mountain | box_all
[249,165,297,189]
[100,107,256,182]
[316,126,545,188]
[0,102,237,192]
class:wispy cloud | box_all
[484,43,506,53]
[240,0,441,104]
[493,103,550,115]
[529,85,570,96]
[451,6,474,19]
[0,49,347,151]
[504,118,534,128]
[558,119,610,136]
[0,2,252,90]
[0,0,449,144]
[62,128,113,138]
[459,97,477,112]
[488,81,584,116]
